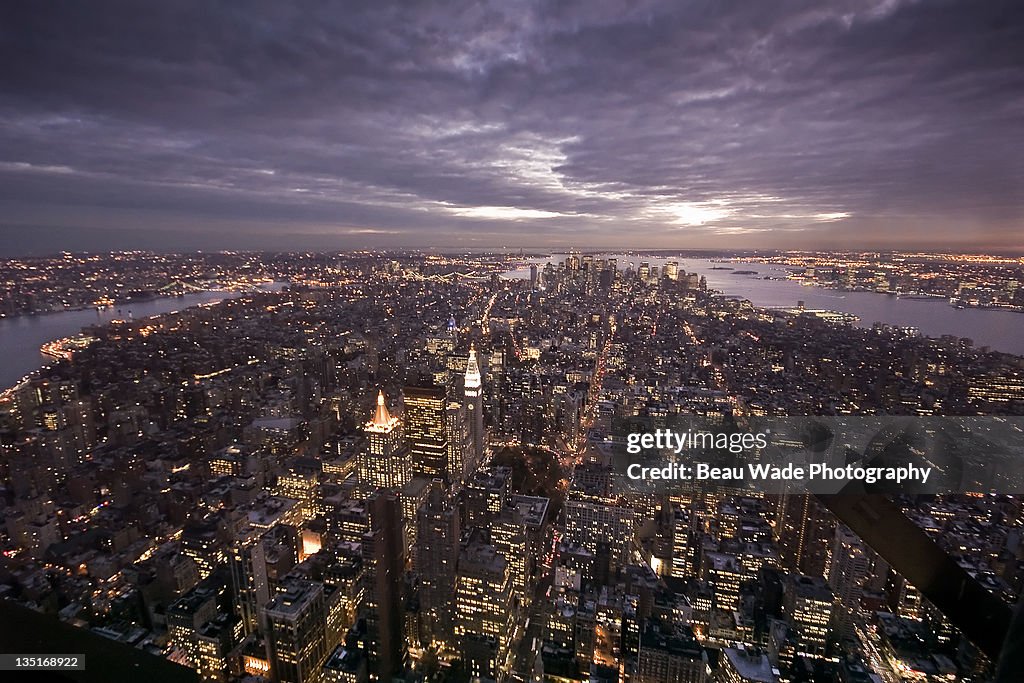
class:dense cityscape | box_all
[1,251,1023,682]
[738,254,1024,312]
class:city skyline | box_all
[1,251,1023,681]
[2,1,1024,255]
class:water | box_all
[0,291,246,390]
[505,254,1024,356]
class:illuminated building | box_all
[321,549,366,636]
[968,373,1024,405]
[399,475,431,555]
[636,620,709,683]
[415,481,461,654]
[182,516,227,581]
[465,345,485,466]
[826,525,870,640]
[358,390,410,491]
[209,445,246,477]
[671,507,695,579]
[464,466,511,527]
[403,383,450,483]
[426,334,456,356]
[244,416,304,457]
[455,534,515,681]
[265,580,330,683]
[702,552,744,613]
[776,493,833,577]
[248,496,304,532]
[563,467,636,569]
[445,400,469,489]
[322,644,367,683]
[167,586,218,672]
[489,510,530,608]
[327,499,370,546]
[192,627,231,683]
[783,575,834,659]
[228,525,270,636]
[276,471,319,522]
[167,582,235,682]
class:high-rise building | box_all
[359,390,410,490]
[229,525,270,636]
[415,481,461,654]
[563,466,636,569]
[276,471,319,522]
[783,575,834,659]
[167,582,221,679]
[464,466,511,527]
[636,620,709,683]
[445,400,468,490]
[455,533,515,680]
[322,643,367,683]
[264,580,330,683]
[776,493,833,577]
[701,552,744,613]
[400,475,431,556]
[826,525,871,640]
[489,509,530,610]
[671,506,695,579]
[464,346,485,467]
[182,516,227,581]
[363,491,406,681]
[403,383,450,483]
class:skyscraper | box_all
[464,346,484,467]
[264,580,330,683]
[363,491,407,681]
[776,493,833,577]
[455,532,515,680]
[489,509,530,610]
[229,525,270,636]
[636,620,709,683]
[359,390,410,490]
[415,481,461,654]
[783,575,834,659]
[403,383,450,483]
[445,400,468,490]
[826,525,871,640]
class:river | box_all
[0,290,250,391]
[3,261,1020,391]
[504,254,1024,356]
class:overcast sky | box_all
[1,0,1022,255]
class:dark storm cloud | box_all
[0,0,1022,254]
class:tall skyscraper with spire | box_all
[464,345,484,467]
[359,390,410,490]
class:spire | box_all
[371,389,392,427]
[465,344,481,390]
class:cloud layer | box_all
[1,0,1022,253]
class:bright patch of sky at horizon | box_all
[0,0,1022,254]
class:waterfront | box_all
[506,254,1024,356]
[0,291,245,391]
